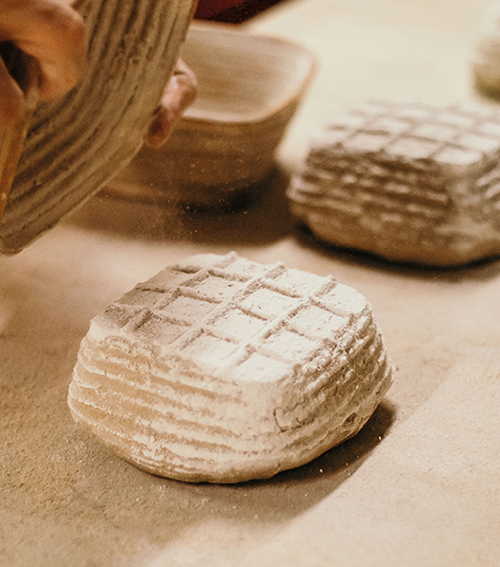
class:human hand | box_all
[145,58,197,148]
[0,0,86,128]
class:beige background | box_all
[1,0,500,565]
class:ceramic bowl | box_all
[105,21,316,209]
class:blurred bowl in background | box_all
[104,21,316,209]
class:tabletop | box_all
[1,1,500,566]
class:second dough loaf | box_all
[287,101,500,266]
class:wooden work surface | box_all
[1,1,499,565]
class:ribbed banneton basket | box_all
[0,0,197,254]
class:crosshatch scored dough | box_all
[287,100,500,266]
[68,253,393,484]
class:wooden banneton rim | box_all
[0,0,197,254]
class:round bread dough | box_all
[472,0,500,95]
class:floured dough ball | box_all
[472,1,500,95]
[287,101,500,266]
[68,252,392,483]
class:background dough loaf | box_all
[287,101,500,266]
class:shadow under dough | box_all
[295,224,500,283]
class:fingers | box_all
[145,59,198,148]
[0,0,87,103]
